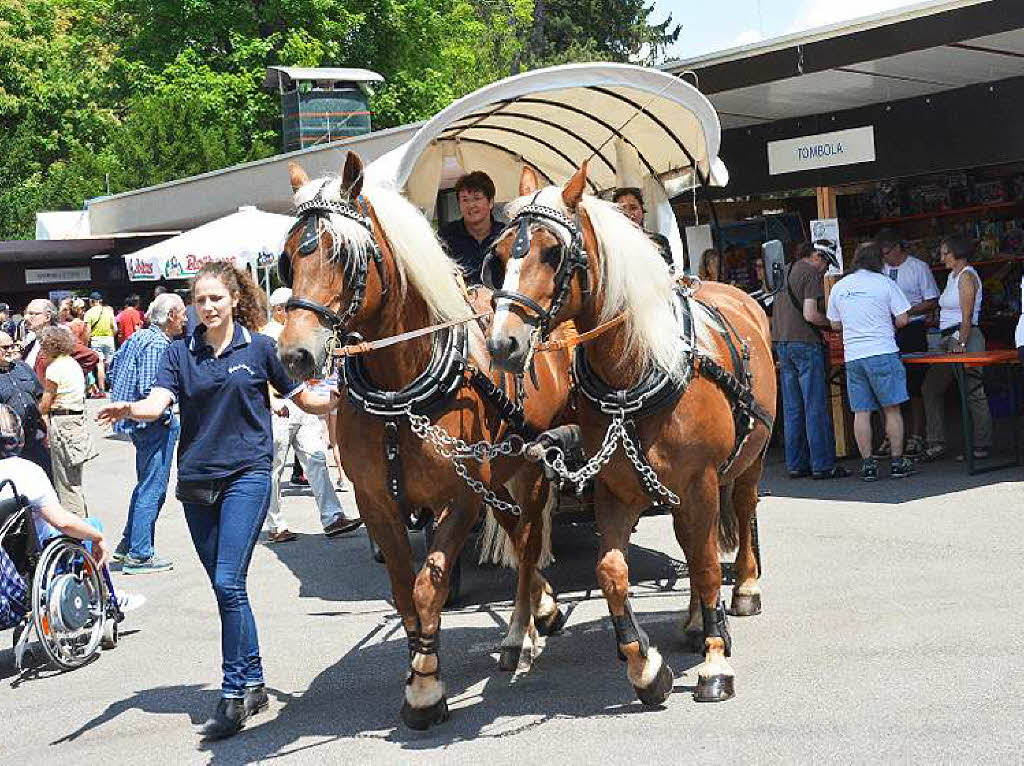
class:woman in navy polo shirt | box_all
[99,262,339,740]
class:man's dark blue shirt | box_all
[439,216,503,285]
[153,324,301,481]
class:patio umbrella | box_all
[123,206,295,282]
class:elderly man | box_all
[21,299,99,382]
[261,287,361,541]
[0,330,51,477]
[107,292,186,574]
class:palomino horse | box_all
[485,164,775,706]
[276,152,573,729]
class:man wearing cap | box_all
[877,228,939,457]
[85,292,117,387]
[261,288,361,541]
[771,240,848,479]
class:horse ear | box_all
[562,161,588,210]
[342,151,364,199]
[519,165,541,196]
[289,162,310,193]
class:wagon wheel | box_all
[423,517,461,608]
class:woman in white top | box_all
[38,326,93,516]
[921,236,992,460]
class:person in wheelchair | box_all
[0,404,143,668]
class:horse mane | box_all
[293,176,470,323]
[506,186,697,378]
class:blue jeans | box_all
[776,341,836,473]
[120,417,179,560]
[183,470,271,698]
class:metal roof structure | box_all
[662,0,1024,131]
[263,67,384,91]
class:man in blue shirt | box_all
[108,293,186,574]
[439,171,503,285]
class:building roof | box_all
[0,234,175,264]
[263,67,384,90]
[662,0,1024,130]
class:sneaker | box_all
[921,444,946,462]
[266,529,297,544]
[890,456,915,478]
[122,554,174,575]
[812,465,851,480]
[114,591,147,613]
[905,435,925,457]
[112,546,129,564]
[872,438,891,458]
[860,458,879,482]
[955,448,991,462]
[323,515,363,537]
[336,480,352,493]
[291,473,309,487]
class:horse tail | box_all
[477,480,557,569]
[718,481,740,554]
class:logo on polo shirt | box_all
[229,364,256,376]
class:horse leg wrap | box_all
[701,601,732,658]
[405,628,420,659]
[611,600,649,660]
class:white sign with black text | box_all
[768,126,875,175]
[25,267,91,285]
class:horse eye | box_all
[541,245,562,266]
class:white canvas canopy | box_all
[364,63,728,268]
[123,206,296,282]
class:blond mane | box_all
[293,177,471,323]
[506,186,689,377]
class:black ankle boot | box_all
[244,684,269,716]
[199,697,247,740]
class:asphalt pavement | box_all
[2,403,1023,764]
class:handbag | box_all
[175,478,225,506]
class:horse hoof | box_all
[693,673,735,703]
[498,646,521,671]
[634,660,674,707]
[400,697,450,730]
[681,629,704,654]
[536,607,566,636]
[729,592,761,617]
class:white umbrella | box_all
[123,206,295,282]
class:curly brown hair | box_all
[191,262,266,330]
[39,326,75,358]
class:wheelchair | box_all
[0,479,123,672]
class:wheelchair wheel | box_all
[31,538,105,670]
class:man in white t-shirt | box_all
[877,228,940,455]
[827,241,913,482]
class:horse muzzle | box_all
[487,329,531,374]
[279,341,323,381]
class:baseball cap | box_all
[812,239,840,269]
[0,404,24,459]
[269,287,292,307]
[90,291,103,300]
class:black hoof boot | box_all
[498,646,521,671]
[694,673,735,703]
[536,607,566,636]
[729,592,762,617]
[681,629,704,654]
[199,697,247,740]
[634,660,674,707]
[400,697,450,730]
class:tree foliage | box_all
[0,0,679,239]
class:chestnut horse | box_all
[276,153,572,730]
[485,164,776,706]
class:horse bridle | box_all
[481,201,590,339]
[278,190,389,336]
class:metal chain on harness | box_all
[407,412,528,516]
[538,413,681,505]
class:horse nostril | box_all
[486,336,508,360]
[283,346,313,372]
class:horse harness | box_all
[573,289,774,498]
[279,189,390,348]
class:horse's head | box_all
[485,163,593,374]
[277,151,388,379]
